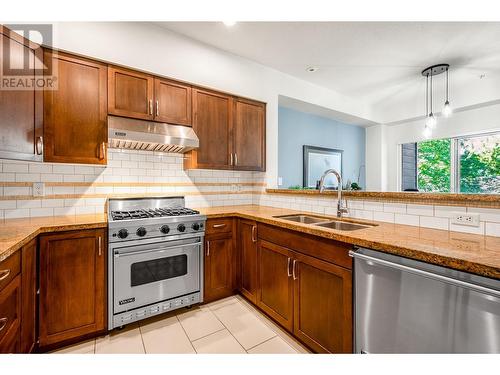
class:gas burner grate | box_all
[111,207,200,221]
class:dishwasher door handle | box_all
[349,250,500,298]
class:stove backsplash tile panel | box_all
[0,149,266,219]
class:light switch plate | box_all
[451,213,480,227]
[33,182,45,197]
[278,177,283,186]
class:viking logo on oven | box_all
[119,297,136,305]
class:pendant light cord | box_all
[446,68,449,102]
[430,72,433,114]
[426,74,429,116]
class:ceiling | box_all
[158,22,500,122]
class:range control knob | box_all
[136,227,147,237]
[117,229,129,239]
[160,225,170,234]
[191,223,200,231]
[177,224,186,233]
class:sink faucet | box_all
[318,169,349,218]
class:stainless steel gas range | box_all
[107,196,206,329]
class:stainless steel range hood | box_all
[108,116,199,153]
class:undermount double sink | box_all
[273,214,375,231]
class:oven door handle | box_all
[114,243,200,258]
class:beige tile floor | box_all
[52,295,309,354]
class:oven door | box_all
[113,236,201,314]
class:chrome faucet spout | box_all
[318,169,348,218]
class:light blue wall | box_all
[278,106,366,189]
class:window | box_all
[401,132,500,194]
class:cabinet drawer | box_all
[0,275,21,349]
[206,218,233,235]
[0,251,20,292]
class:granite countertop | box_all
[1,206,499,279]
[0,214,107,262]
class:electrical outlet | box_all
[33,182,45,197]
[451,213,480,227]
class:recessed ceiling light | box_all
[222,21,236,27]
[306,66,318,73]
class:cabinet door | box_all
[21,239,37,353]
[233,99,265,171]
[257,240,294,331]
[108,66,154,120]
[238,220,258,304]
[154,78,192,126]
[204,233,234,303]
[0,26,43,162]
[0,275,21,353]
[293,252,352,353]
[187,88,233,170]
[44,51,108,164]
[39,229,106,348]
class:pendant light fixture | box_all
[421,64,451,137]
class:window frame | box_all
[399,130,500,193]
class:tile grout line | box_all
[174,315,198,354]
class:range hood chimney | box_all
[107,116,199,153]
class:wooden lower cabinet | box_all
[293,252,353,353]
[238,220,258,303]
[256,240,294,331]
[38,229,107,348]
[0,275,21,353]
[204,231,235,303]
[21,239,37,353]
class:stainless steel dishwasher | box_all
[351,248,500,353]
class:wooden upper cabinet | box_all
[0,26,43,162]
[44,51,108,164]
[238,219,259,304]
[257,240,294,332]
[186,88,233,170]
[293,252,352,353]
[233,99,266,171]
[154,78,192,126]
[39,229,107,348]
[108,66,154,120]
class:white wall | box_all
[375,103,500,191]
[49,22,374,188]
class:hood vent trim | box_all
[108,116,199,154]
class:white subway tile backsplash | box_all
[467,207,500,223]
[486,222,500,237]
[42,199,65,208]
[30,208,54,217]
[450,222,485,235]
[407,204,434,216]
[363,201,384,212]
[373,211,395,223]
[5,208,30,219]
[434,205,466,218]
[16,199,42,209]
[419,216,449,231]
[383,203,407,213]
[395,213,420,226]
[0,200,17,209]
[28,164,52,174]
[16,173,40,182]
[0,173,15,182]
[4,187,31,196]
[41,174,63,182]
[53,165,75,174]
[3,163,29,173]
[53,207,76,216]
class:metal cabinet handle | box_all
[0,269,10,281]
[234,153,238,166]
[156,100,160,116]
[206,241,210,257]
[251,226,257,242]
[0,317,8,332]
[287,258,292,277]
[213,223,226,228]
[230,153,233,166]
[35,136,43,155]
[98,142,106,160]
[292,260,298,280]
[98,237,102,256]
[149,99,153,115]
